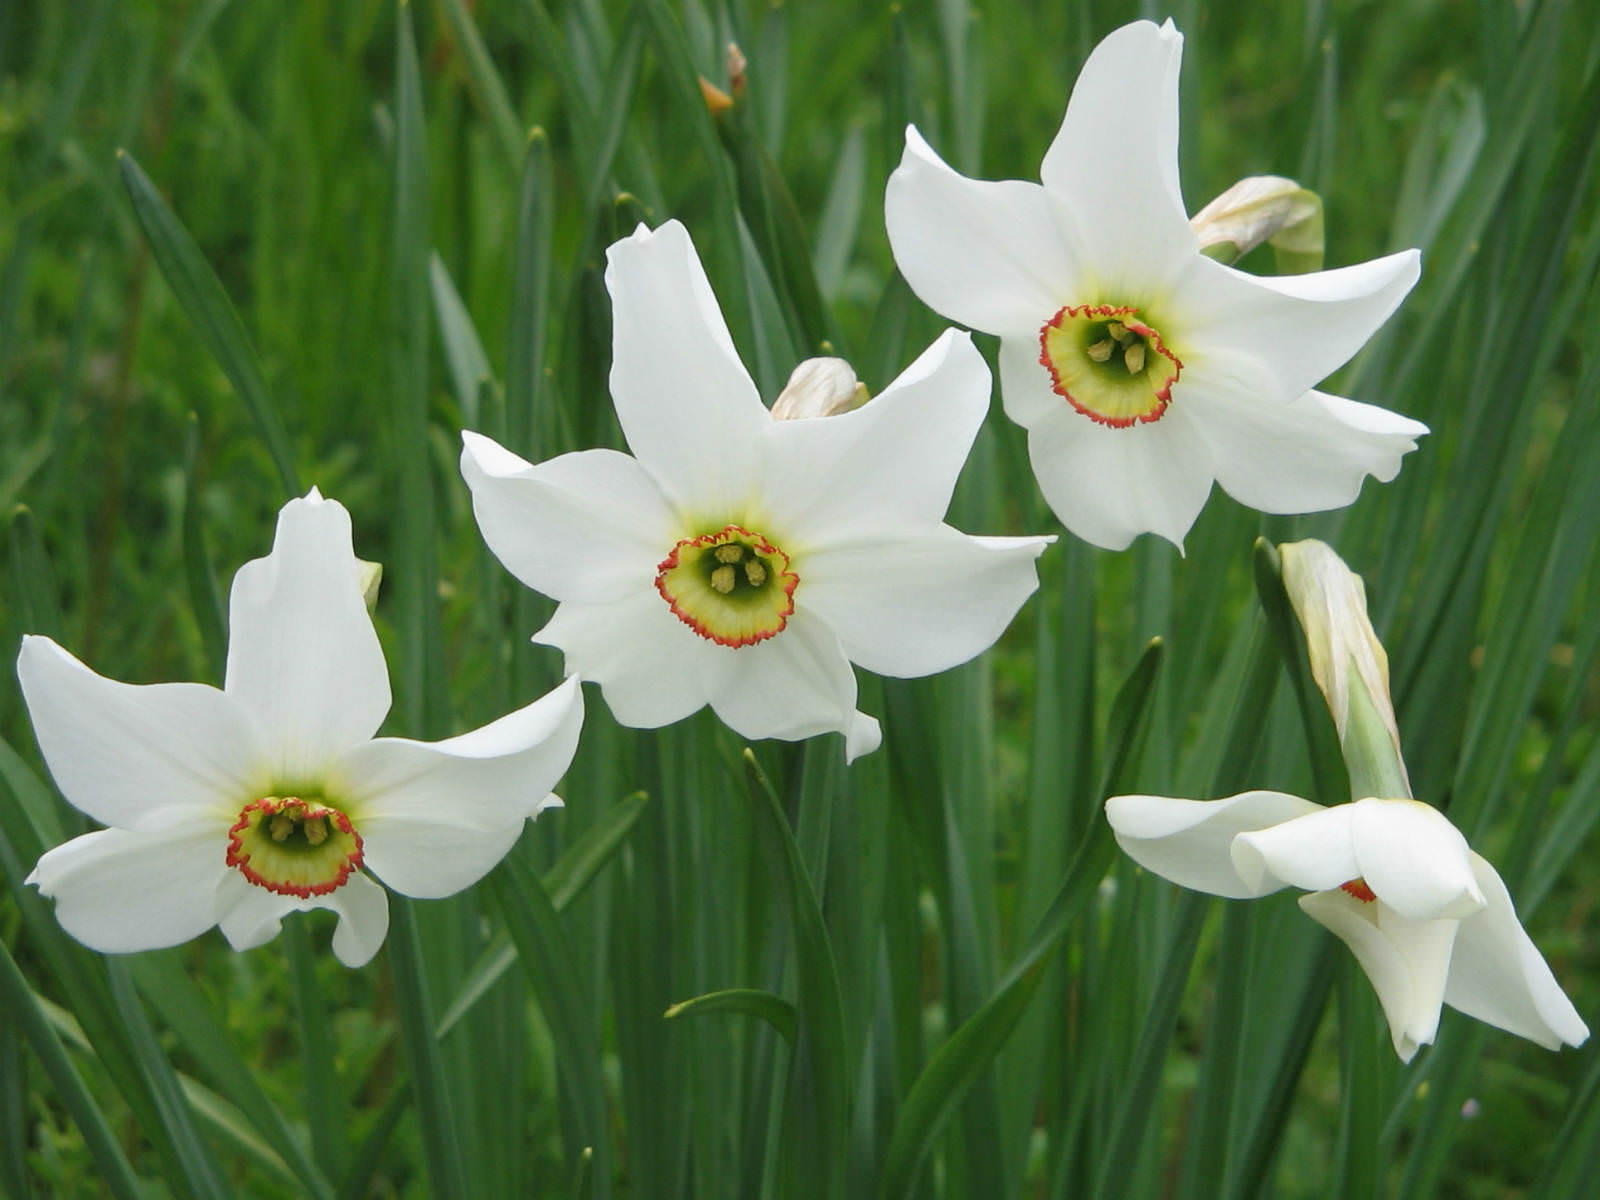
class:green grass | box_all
[3,0,1599,1196]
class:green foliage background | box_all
[2,0,1598,1196]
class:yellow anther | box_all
[270,815,295,842]
[710,565,737,594]
[1124,342,1147,374]
[714,544,744,564]
[744,559,767,586]
[1087,339,1114,363]
[305,819,329,847]
[1107,321,1132,343]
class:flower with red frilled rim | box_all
[885,19,1427,551]
[19,491,583,967]
[460,219,1052,762]
[1105,792,1588,1061]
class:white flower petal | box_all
[214,870,294,952]
[26,824,228,954]
[17,636,261,831]
[1105,790,1324,898]
[761,330,995,535]
[1038,19,1195,292]
[322,873,390,968]
[998,334,1069,430]
[1300,889,1456,1062]
[355,814,536,901]
[604,220,769,514]
[1231,804,1360,895]
[1174,250,1421,403]
[338,679,582,898]
[1445,854,1589,1050]
[536,591,722,730]
[1188,387,1427,514]
[1349,798,1484,922]
[460,433,677,603]
[706,611,879,762]
[885,127,1078,335]
[340,677,581,825]
[800,525,1049,678]
[224,492,391,781]
[1026,405,1214,550]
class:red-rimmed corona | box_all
[1038,303,1182,427]
[655,524,799,647]
[226,796,364,898]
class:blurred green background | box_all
[2,0,1598,1197]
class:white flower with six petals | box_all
[461,219,1051,762]
[19,491,584,967]
[885,19,1428,550]
[1105,791,1588,1061]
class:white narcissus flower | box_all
[461,219,1052,762]
[19,491,583,967]
[884,18,1428,551]
[1105,792,1589,1061]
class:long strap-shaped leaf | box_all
[744,747,851,1200]
[877,638,1164,1200]
[117,151,299,497]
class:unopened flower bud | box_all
[1278,539,1411,800]
[770,357,869,421]
[357,559,383,614]
[1191,175,1325,273]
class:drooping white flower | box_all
[1105,792,1588,1061]
[884,19,1427,550]
[460,219,1051,762]
[19,491,583,967]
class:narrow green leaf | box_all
[180,415,227,682]
[117,150,299,496]
[131,956,335,1200]
[506,128,555,461]
[387,899,468,1200]
[390,0,447,737]
[434,0,524,166]
[488,858,613,1199]
[335,1082,411,1200]
[813,127,866,302]
[429,253,492,429]
[105,962,231,1200]
[544,791,650,911]
[8,505,65,643]
[436,792,650,1039]
[744,747,849,1200]
[665,988,798,1043]
[0,940,144,1200]
[878,639,1164,1200]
